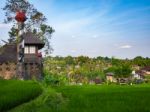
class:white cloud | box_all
[92,34,98,38]
[119,45,132,49]
[71,35,76,38]
[0,23,11,29]
[53,17,94,34]
[71,49,76,53]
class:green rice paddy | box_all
[55,85,150,112]
[0,80,42,112]
[1,80,150,112]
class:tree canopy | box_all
[3,0,55,55]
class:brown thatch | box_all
[135,70,145,77]
[141,66,150,71]
[23,32,45,49]
[0,44,17,63]
[106,72,114,76]
[0,32,45,64]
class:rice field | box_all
[0,80,42,112]
[9,84,150,112]
[55,85,150,112]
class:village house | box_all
[141,66,150,75]
[106,72,132,84]
[0,32,44,80]
[106,72,116,83]
[132,70,142,79]
[134,66,150,79]
[132,65,140,71]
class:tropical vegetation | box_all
[43,56,150,85]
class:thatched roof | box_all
[0,44,17,63]
[106,72,114,76]
[0,32,45,63]
[23,32,45,49]
[141,66,150,71]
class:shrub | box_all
[43,74,59,86]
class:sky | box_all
[0,0,150,59]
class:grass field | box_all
[0,80,42,112]
[56,85,150,112]
[9,84,150,112]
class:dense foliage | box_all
[43,56,150,84]
[0,80,42,112]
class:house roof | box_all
[0,32,45,64]
[141,66,150,71]
[0,44,17,63]
[106,72,114,76]
[135,70,145,76]
[135,66,150,76]
[23,32,45,49]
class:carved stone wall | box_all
[24,63,42,79]
[0,63,16,79]
[0,62,42,80]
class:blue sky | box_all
[0,0,150,59]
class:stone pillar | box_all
[15,10,27,80]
